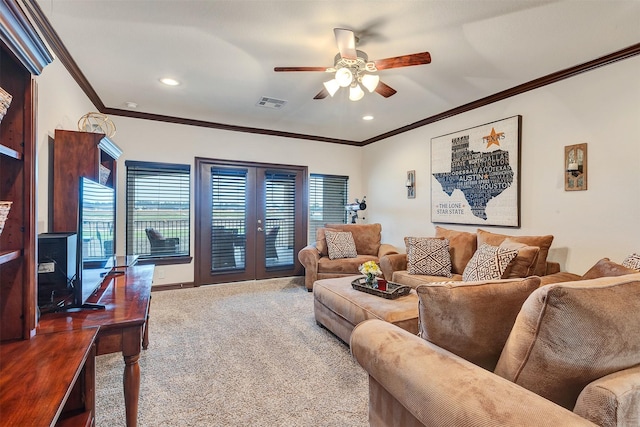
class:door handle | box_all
[257,227,264,232]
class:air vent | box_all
[256,97,287,109]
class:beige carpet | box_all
[95,277,368,426]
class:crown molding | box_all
[20,0,640,146]
[0,0,53,74]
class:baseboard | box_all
[151,282,196,292]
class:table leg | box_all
[122,328,142,427]
[142,295,151,350]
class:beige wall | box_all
[35,55,640,283]
[363,55,640,275]
[35,59,363,285]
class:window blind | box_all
[125,161,190,258]
[210,168,247,271]
[308,174,348,242]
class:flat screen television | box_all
[74,176,116,309]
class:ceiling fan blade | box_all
[274,66,329,72]
[334,28,357,60]
[313,88,329,99]
[373,52,431,70]
[375,81,397,98]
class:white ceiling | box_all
[34,0,640,143]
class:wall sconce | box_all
[406,170,415,199]
[565,143,587,191]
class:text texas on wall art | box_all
[431,116,521,227]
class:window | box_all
[126,161,190,260]
[309,174,348,242]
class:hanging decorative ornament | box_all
[77,112,116,138]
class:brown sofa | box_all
[351,272,640,427]
[298,223,398,291]
[380,226,566,288]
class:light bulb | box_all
[335,68,353,87]
[349,84,365,101]
[160,77,180,86]
[361,74,380,92]
[323,79,340,97]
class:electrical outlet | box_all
[157,268,165,279]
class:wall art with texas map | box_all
[431,116,521,227]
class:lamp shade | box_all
[335,67,353,87]
[349,84,365,101]
[361,74,380,92]
[323,79,340,97]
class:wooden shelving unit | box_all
[0,2,101,426]
[51,129,122,233]
[0,0,52,339]
[0,46,36,341]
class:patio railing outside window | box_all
[125,161,191,259]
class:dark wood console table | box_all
[38,264,153,427]
[0,328,98,426]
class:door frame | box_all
[194,157,307,286]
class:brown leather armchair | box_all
[297,223,398,291]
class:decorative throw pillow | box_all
[406,237,452,277]
[581,257,638,280]
[499,238,540,279]
[324,230,357,260]
[477,229,553,276]
[435,226,477,275]
[462,243,519,282]
[494,274,640,410]
[417,276,541,371]
[622,253,640,271]
[315,227,340,257]
[323,223,382,256]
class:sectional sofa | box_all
[343,226,640,426]
[351,271,640,426]
[379,226,571,289]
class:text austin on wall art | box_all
[431,115,521,227]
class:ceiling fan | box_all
[274,28,431,101]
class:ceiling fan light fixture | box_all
[335,67,353,87]
[323,79,340,97]
[361,74,380,92]
[349,84,365,101]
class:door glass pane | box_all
[265,171,296,268]
[211,168,247,271]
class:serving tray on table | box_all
[351,277,411,299]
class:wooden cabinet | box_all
[0,328,98,426]
[0,0,52,341]
[51,129,122,233]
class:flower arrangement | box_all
[359,261,382,286]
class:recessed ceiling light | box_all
[160,77,180,86]
[125,101,138,109]
[362,115,374,121]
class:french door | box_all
[194,158,306,285]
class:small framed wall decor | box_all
[565,143,587,191]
